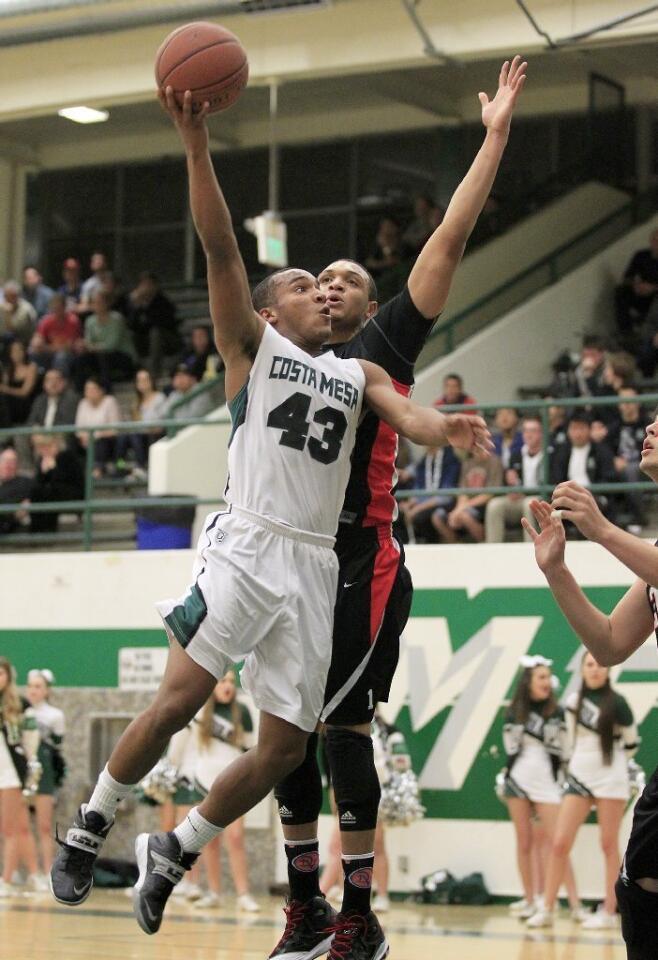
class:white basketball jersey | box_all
[225,323,365,536]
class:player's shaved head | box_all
[252,269,316,312]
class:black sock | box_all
[341,853,374,916]
[285,839,321,903]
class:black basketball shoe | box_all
[132,832,199,935]
[50,804,113,905]
[327,911,389,960]
[269,895,337,959]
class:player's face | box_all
[27,676,48,704]
[581,652,609,690]
[640,414,658,481]
[317,260,375,341]
[269,270,331,349]
[529,666,552,701]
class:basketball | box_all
[155,21,248,115]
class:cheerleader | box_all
[502,655,584,919]
[25,668,65,875]
[527,650,639,929]
[0,656,44,894]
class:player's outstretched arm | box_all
[408,56,527,319]
[360,360,492,453]
[523,499,653,665]
[160,87,263,377]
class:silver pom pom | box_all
[138,758,179,805]
[379,770,425,826]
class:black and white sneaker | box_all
[132,832,199,935]
[50,804,113,905]
[327,911,389,960]
[269,895,337,960]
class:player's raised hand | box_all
[444,414,494,456]
[522,499,566,572]
[479,55,527,137]
[551,481,610,542]
[159,86,211,154]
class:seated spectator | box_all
[22,266,54,319]
[398,444,461,543]
[33,293,82,375]
[0,339,39,425]
[162,363,213,421]
[549,411,617,530]
[100,270,131,318]
[492,406,523,469]
[79,251,109,313]
[116,368,167,479]
[178,324,220,382]
[58,257,82,311]
[615,228,658,349]
[432,449,503,543]
[612,387,647,532]
[72,290,136,391]
[603,350,637,392]
[127,272,180,377]
[0,280,37,349]
[546,401,568,448]
[365,217,410,278]
[27,369,79,432]
[75,377,121,476]
[28,433,84,534]
[0,447,32,534]
[402,194,444,253]
[485,414,544,543]
[434,372,477,411]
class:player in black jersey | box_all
[269,56,527,960]
[523,419,658,960]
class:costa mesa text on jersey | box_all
[269,355,360,411]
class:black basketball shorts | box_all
[622,763,658,881]
[321,527,413,726]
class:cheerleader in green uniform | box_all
[26,669,65,875]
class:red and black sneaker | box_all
[327,911,389,960]
[269,895,337,960]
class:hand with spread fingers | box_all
[159,86,210,154]
[550,481,610,543]
[479,55,528,137]
[444,414,494,457]
[521,499,566,572]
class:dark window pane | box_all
[122,161,186,227]
[119,228,186,285]
[41,168,117,236]
[285,212,351,274]
[281,143,351,209]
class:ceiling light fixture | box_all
[58,106,109,124]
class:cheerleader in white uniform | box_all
[502,656,583,919]
[528,650,639,929]
[26,669,65,875]
[0,657,44,894]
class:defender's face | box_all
[270,270,331,348]
[640,414,658,480]
[318,260,373,339]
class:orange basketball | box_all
[155,21,248,115]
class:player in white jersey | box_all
[522,413,658,959]
[50,87,492,937]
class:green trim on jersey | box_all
[228,377,250,446]
[165,581,207,649]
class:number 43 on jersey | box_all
[267,391,348,465]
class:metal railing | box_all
[1,392,657,551]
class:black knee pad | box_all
[616,875,658,960]
[325,726,380,832]
[274,733,322,826]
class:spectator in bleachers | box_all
[485,414,544,543]
[611,387,647,532]
[72,290,136,391]
[0,281,37,350]
[615,228,658,348]
[549,412,617,530]
[116,368,167,480]
[28,433,84,533]
[100,270,131,318]
[75,376,121,476]
[178,324,220,382]
[22,267,54,320]
[58,258,82,311]
[162,363,212,421]
[603,350,637,392]
[0,448,32,535]
[547,401,568,448]
[127,272,179,377]
[402,194,444,253]
[0,340,39,425]
[434,372,477,411]
[492,406,523,469]
[432,448,503,543]
[635,298,658,379]
[26,369,78,433]
[365,217,410,278]
[32,293,82,375]
[79,251,109,312]
[398,444,461,543]
[574,335,608,398]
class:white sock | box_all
[87,764,134,821]
[174,807,223,854]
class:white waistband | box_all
[230,505,336,548]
